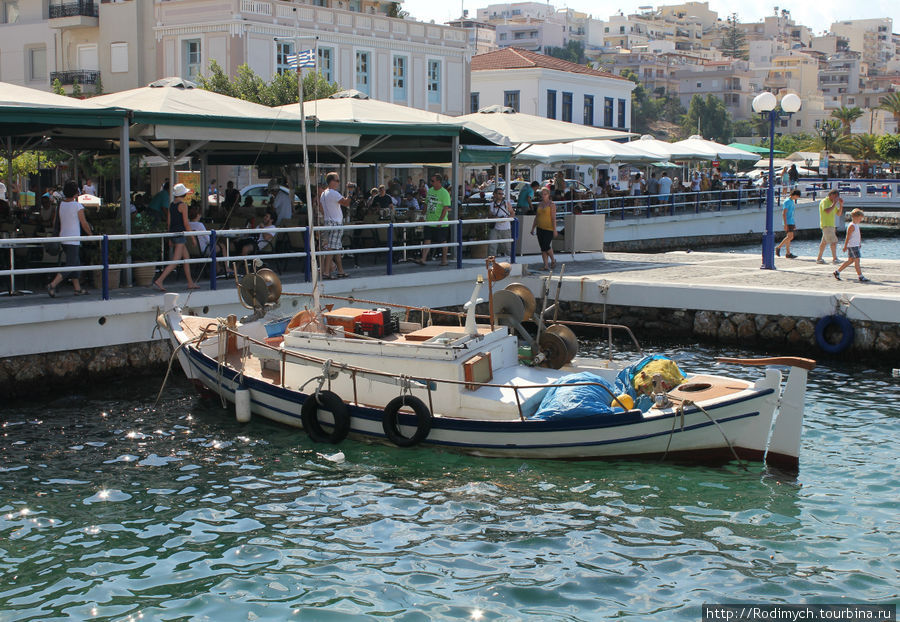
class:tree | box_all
[877,92,900,126]
[875,133,900,161]
[721,14,748,60]
[831,106,863,136]
[197,61,340,105]
[849,134,878,161]
[546,40,586,64]
[682,94,733,143]
[733,119,757,137]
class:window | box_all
[499,33,507,41]
[392,55,407,102]
[275,40,295,75]
[617,99,626,128]
[348,0,360,11]
[318,47,333,82]
[604,97,613,126]
[546,89,556,119]
[696,82,702,88]
[427,59,441,105]
[355,51,370,95]
[562,92,572,122]
[583,95,594,126]
[28,46,46,81]
[182,39,201,81]
[1,1,19,24]
[110,42,128,74]
[470,92,480,114]
[504,90,520,112]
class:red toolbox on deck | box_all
[355,308,393,338]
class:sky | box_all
[401,0,898,37]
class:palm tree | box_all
[877,92,900,127]
[810,120,848,154]
[850,134,878,161]
[830,106,863,136]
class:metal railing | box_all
[530,187,770,220]
[49,1,98,19]
[0,218,517,300]
[49,70,101,85]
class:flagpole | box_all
[283,38,320,314]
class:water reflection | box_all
[1,343,897,621]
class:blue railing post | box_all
[645,194,652,218]
[209,230,217,291]
[101,234,109,301]
[718,189,723,212]
[510,218,518,264]
[737,186,742,210]
[620,197,625,220]
[303,228,311,283]
[592,197,598,213]
[387,223,394,276]
[456,220,463,269]
[669,193,674,216]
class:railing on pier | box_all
[0,218,517,300]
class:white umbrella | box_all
[670,135,761,162]
[516,139,655,164]
[457,106,634,147]
[627,134,712,160]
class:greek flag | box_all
[287,49,316,69]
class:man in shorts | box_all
[815,189,843,264]
[419,174,451,266]
[319,172,351,279]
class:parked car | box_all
[465,180,530,204]
[239,184,302,208]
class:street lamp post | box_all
[752,92,801,270]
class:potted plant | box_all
[130,212,164,286]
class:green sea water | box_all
[1,344,898,621]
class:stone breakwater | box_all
[1,341,172,400]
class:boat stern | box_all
[765,364,810,473]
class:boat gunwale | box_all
[184,342,776,433]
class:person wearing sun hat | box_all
[153,183,198,292]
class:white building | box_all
[470,47,634,130]
[830,18,895,72]
[154,0,471,115]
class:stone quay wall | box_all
[556,301,900,355]
[4,300,898,399]
[1,341,173,400]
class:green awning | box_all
[727,142,785,155]
[460,145,512,164]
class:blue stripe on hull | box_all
[184,346,768,453]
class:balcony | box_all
[50,70,101,86]
[49,1,99,28]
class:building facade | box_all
[0,0,156,93]
[154,0,471,115]
[470,47,634,130]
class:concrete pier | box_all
[2,248,899,398]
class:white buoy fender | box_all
[235,388,252,423]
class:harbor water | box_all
[1,342,898,620]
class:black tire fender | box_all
[382,395,432,447]
[301,390,350,444]
[814,315,854,354]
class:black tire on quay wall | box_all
[814,315,854,354]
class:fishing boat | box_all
[158,59,812,470]
[157,262,814,471]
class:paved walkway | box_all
[532,251,900,296]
